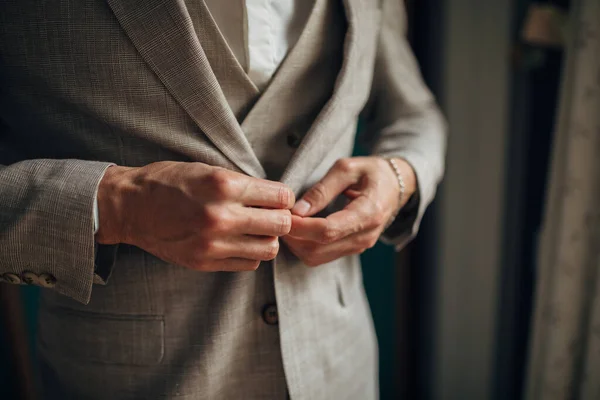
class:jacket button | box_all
[21,271,39,285]
[3,273,22,284]
[262,304,279,325]
[286,132,302,149]
[38,273,57,288]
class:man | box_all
[0,0,446,398]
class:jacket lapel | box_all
[239,0,321,132]
[280,0,363,193]
[239,0,344,181]
[106,0,265,178]
[185,0,260,121]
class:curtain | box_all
[525,0,600,399]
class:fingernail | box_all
[292,199,311,216]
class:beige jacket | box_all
[0,0,446,398]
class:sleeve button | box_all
[38,273,57,288]
[286,132,303,149]
[3,273,22,285]
[21,271,39,285]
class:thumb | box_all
[292,159,361,217]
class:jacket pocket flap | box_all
[38,308,164,366]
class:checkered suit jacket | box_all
[0,0,446,398]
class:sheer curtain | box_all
[525,0,600,398]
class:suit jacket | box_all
[0,0,446,398]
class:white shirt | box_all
[94,0,313,233]
[206,0,314,90]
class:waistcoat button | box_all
[286,132,302,149]
[262,303,279,325]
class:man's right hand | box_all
[95,162,295,272]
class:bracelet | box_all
[384,158,406,228]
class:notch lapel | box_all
[280,0,363,193]
[185,0,260,121]
[239,0,321,133]
[106,0,265,178]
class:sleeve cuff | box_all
[92,165,118,284]
[0,159,115,304]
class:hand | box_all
[96,162,295,271]
[284,157,416,266]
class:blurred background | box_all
[2,0,598,399]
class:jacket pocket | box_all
[333,254,365,308]
[38,308,165,366]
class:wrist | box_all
[95,165,136,245]
[381,157,417,229]
[392,158,417,200]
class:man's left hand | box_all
[284,157,416,266]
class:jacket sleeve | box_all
[0,159,115,304]
[360,0,447,250]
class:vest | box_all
[185,0,346,180]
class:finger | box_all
[317,195,379,240]
[288,195,379,243]
[292,158,362,217]
[239,177,295,209]
[287,215,329,241]
[215,235,281,261]
[344,188,361,200]
[232,207,292,236]
[283,229,379,267]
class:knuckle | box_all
[369,213,385,229]
[249,260,261,270]
[198,239,218,255]
[367,235,379,248]
[320,227,340,244]
[278,186,295,209]
[374,201,387,220]
[355,248,369,256]
[200,206,220,228]
[208,169,236,199]
[202,206,231,233]
[353,219,366,234]
[364,203,386,229]
[215,210,233,233]
[356,236,371,249]
[304,255,322,267]
[335,158,354,173]
[359,234,378,249]
[241,260,261,271]
[261,239,280,260]
[278,212,292,235]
